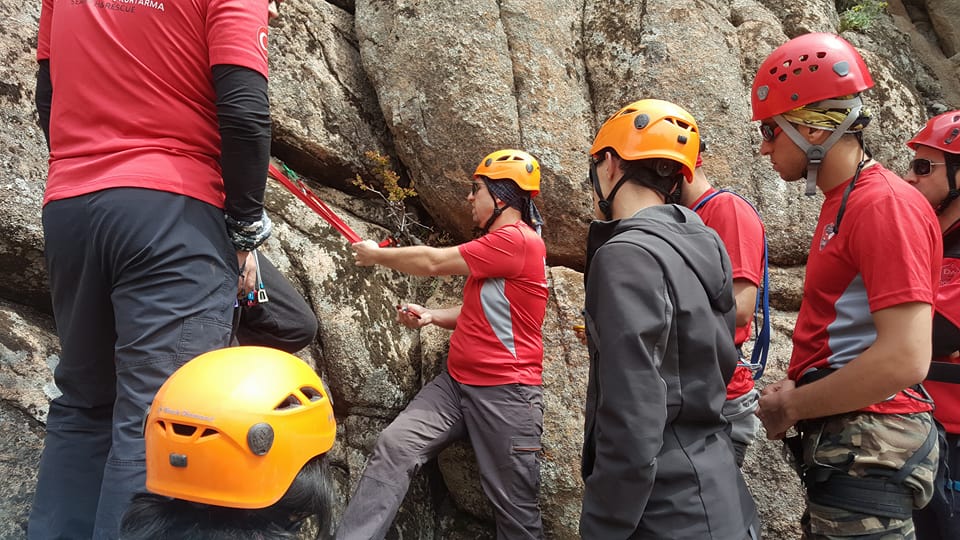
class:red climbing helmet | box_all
[751,32,874,121]
[907,110,960,155]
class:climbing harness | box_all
[693,189,770,380]
[783,368,937,519]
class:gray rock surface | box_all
[2,0,959,538]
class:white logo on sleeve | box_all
[258,26,269,52]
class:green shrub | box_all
[838,0,888,33]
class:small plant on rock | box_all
[838,0,888,33]
[352,151,430,245]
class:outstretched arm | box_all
[352,240,470,276]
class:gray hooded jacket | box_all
[580,204,759,539]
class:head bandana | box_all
[781,96,872,132]
[484,179,543,235]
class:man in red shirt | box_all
[753,33,942,537]
[31,0,273,538]
[339,150,548,540]
[904,110,960,540]
[681,152,766,467]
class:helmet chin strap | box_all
[937,158,960,215]
[773,97,863,196]
[590,160,629,221]
[480,189,505,234]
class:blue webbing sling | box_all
[693,190,771,380]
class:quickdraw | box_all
[267,161,395,247]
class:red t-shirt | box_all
[790,164,941,415]
[690,188,765,399]
[447,223,548,386]
[927,222,960,433]
[37,0,269,208]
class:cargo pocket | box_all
[510,435,542,502]
[177,316,233,365]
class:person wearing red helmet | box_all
[681,148,768,468]
[752,33,942,538]
[579,99,759,539]
[340,150,547,539]
[904,110,960,540]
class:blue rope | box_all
[693,190,771,380]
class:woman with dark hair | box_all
[119,346,337,539]
[579,98,759,539]
[121,455,334,540]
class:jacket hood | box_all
[587,204,735,314]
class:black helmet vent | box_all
[275,394,303,411]
[301,386,324,402]
[171,423,197,436]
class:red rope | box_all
[268,163,363,243]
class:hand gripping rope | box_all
[693,190,771,380]
[267,162,395,247]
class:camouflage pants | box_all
[798,411,938,539]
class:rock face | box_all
[2,0,959,538]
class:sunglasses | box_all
[584,154,605,188]
[470,181,484,195]
[908,158,946,176]
[759,123,782,143]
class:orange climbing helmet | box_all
[589,99,700,182]
[751,32,874,121]
[144,346,336,509]
[474,149,541,197]
[907,110,960,155]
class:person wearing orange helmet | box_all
[681,145,769,469]
[751,33,942,538]
[118,346,337,539]
[340,149,547,539]
[579,99,759,539]
[904,110,960,540]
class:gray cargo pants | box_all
[335,371,544,540]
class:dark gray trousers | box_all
[335,371,544,540]
[233,254,317,354]
[29,188,237,540]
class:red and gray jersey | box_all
[447,223,548,386]
[789,164,941,415]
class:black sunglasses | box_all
[584,154,605,188]
[909,158,945,176]
[759,123,782,143]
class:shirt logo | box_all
[819,223,837,251]
[258,26,269,52]
[942,261,960,287]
